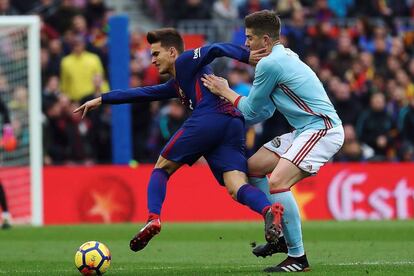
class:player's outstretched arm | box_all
[177,43,267,76]
[74,79,178,119]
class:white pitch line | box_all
[331,261,414,266]
[1,261,413,274]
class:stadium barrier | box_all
[2,163,413,224]
[38,163,414,224]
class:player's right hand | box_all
[249,48,268,66]
[73,97,102,119]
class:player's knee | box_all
[268,176,289,190]
[224,182,241,200]
[155,157,180,175]
[247,158,262,176]
[226,187,238,200]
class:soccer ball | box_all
[74,241,111,275]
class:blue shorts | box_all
[161,113,247,185]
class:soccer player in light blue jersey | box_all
[202,10,344,273]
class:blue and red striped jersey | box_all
[102,43,250,117]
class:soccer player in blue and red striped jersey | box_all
[74,28,283,253]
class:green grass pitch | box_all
[0,221,413,275]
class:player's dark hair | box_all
[147,28,184,53]
[245,10,281,40]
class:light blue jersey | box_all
[237,44,341,135]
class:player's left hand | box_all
[201,74,229,95]
[249,47,268,66]
[73,97,102,119]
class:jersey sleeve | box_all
[237,59,281,125]
[175,43,250,76]
[101,79,178,104]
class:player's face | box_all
[245,28,265,51]
[150,42,174,74]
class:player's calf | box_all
[129,214,161,252]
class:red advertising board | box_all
[43,163,414,224]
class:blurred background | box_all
[0,0,414,223]
[2,0,414,164]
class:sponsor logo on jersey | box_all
[193,48,201,59]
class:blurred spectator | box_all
[42,93,65,164]
[238,0,272,18]
[331,81,362,125]
[84,0,107,28]
[356,93,394,160]
[282,8,309,57]
[312,0,334,21]
[308,20,337,60]
[395,69,414,100]
[147,99,188,160]
[329,31,357,78]
[43,75,60,98]
[335,124,365,162]
[213,0,238,20]
[130,74,153,163]
[47,38,64,77]
[327,0,354,18]
[354,17,375,53]
[80,74,111,163]
[399,98,414,154]
[0,0,17,15]
[386,85,406,123]
[212,0,239,41]
[228,67,251,96]
[60,36,107,101]
[175,0,212,20]
[275,0,302,19]
[46,0,80,34]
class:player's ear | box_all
[263,35,271,47]
[169,47,178,57]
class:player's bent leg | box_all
[223,171,283,244]
[130,156,182,252]
[246,147,290,258]
[248,146,280,178]
[266,158,309,262]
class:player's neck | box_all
[271,40,281,48]
[170,65,176,78]
[266,40,281,54]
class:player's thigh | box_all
[160,125,214,167]
[268,158,309,191]
[154,155,183,175]
[251,131,296,176]
[205,117,247,186]
[248,146,280,177]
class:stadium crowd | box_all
[0,0,413,164]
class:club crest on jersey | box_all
[271,137,281,148]
[193,48,201,59]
